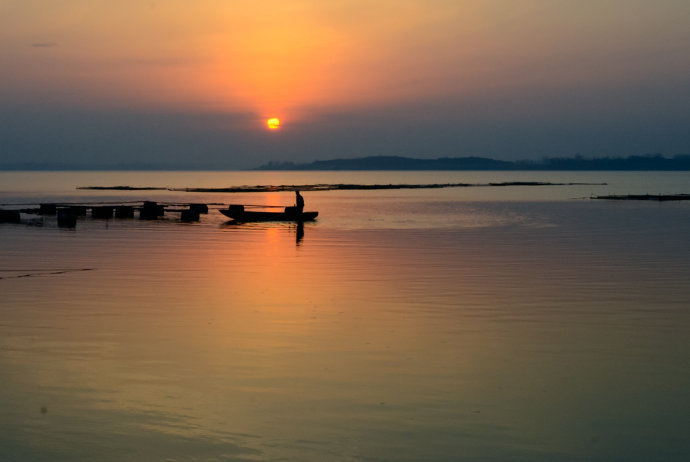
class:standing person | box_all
[295,190,305,214]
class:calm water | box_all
[1,171,689,461]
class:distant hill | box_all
[256,156,511,171]
[3,154,689,171]
[256,154,690,171]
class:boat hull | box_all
[220,207,318,222]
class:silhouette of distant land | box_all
[2,154,690,171]
[256,154,690,171]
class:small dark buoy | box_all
[40,406,47,414]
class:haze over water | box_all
[1,171,689,461]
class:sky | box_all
[1,0,689,169]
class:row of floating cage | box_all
[0,201,210,227]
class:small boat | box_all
[220,205,318,222]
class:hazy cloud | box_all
[31,42,57,48]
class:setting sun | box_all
[266,118,281,130]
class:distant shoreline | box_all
[255,155,690,171]
[76,181,607,193]
[2,154,689,171]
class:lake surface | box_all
[1,171,689,461]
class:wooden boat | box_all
[220,205,318,222]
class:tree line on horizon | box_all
[3,153,690,171]
[256,154,690,171]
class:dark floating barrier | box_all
[76,186,166,190]
[77,181,607,193]
[592,194,690,201]
[173,182,607,192]
[0,268,95,280]
[489,181,561,186]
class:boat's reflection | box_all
[220,220,307,245]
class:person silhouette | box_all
[295,190,304,214]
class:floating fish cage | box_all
[0,210,21,223]
[1,200,218,228]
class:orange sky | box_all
[4,1,689,120]
[1,0,689,166]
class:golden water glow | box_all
[266,118,281,130]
